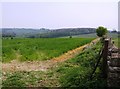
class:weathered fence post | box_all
[102,38,109,78]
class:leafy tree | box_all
[96,26,107,37]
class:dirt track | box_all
[2,38,100,72]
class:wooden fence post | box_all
[102,39,109,78]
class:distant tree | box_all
[111,29,117,33]
[11,37,13,39]
[69,32,72,38]
[69,35,72,38]
[28,35,35,38]
[96,26,108,37]
[2,32,16,38]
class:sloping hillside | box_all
[30,28,96,38]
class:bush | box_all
[96,26,108,37]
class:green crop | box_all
[2,38,94,62]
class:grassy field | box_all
[60,33,118,38]
[2,41,106,88]
[113,38,119,48]
[58,42,106,88]
[2,38,94,62]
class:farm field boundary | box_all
[2,38,100,72]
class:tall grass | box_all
[56,42,107,88]
[113,38,119,48]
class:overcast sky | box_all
[1,0,118,30]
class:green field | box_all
[113,38,119,48]
[59,42,106,88]
[2,41,106,88]
[60,33,118,38]
[2,38,94,62]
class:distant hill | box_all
[2,28,50,37]
[2,28,96,38]
[35,28,96,38]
